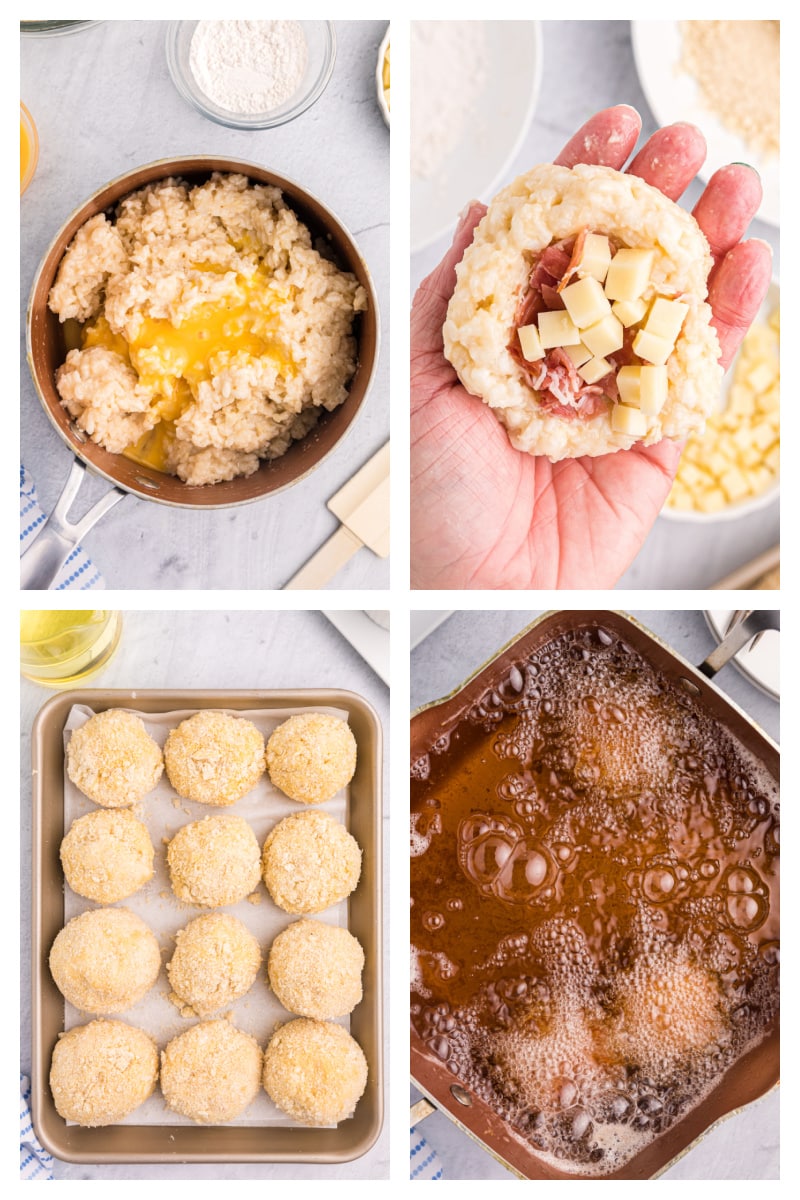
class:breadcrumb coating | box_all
[160,1019,263,1124]
[49,908,161,1014]
[268,919,364,1018]
[60,808,155,904]
[164,710,266,806]
[266,713,357,805]
[50,1019,158,1126]
[168,814,262,908]
[262,811,362,914]
[66,709,163,808]
[168,912,262,1017]
[263,1018,367,1125]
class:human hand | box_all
[411,105,772,590]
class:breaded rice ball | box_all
[167,814,261,908]
[49,908,161,1014]
[60,808,155,904]
[164,710,266,806]
[50,1018,158,1126]
[66,709,163,808]
[168,913,262,1017]
[160,1020,262,1124]
[263,1018,368,1125]
[266,713,357,805]
[262,811,362,914]
[268,920,364,1018]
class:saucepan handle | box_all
[698,611,780,679]
[410,1097,436,1127]
[20,458,126,591]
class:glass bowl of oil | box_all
[21,611,122,687]
[20,101,38,194]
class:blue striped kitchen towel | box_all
[20,1075,53,1180]
[410,1125,443,1180]
[20,465,104,590]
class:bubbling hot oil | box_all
[410,627,779,1175]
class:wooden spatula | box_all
[284,442,390,589]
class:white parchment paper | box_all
[60,703,354,1127]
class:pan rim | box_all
[32,687,384,1163]
[410,609,779,1179]
[26,156,380,510]
[411,609,779,756]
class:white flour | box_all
[189,20,308,115]
[411,21,489,179]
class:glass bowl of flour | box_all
[166,20,336,129]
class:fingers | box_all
[555,105,642,169]
[626,122,706,200]
[707,239,773,370]
[411,202,487,358]
[693,164,763,263]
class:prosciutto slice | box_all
[509,230,632,421]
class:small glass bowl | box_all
[20,101,39,195]
[376,24,390,127]
[166,20,336,130]
[20,21,103,36]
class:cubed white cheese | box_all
[517,323,545,362]
[633,327,673,365]
[577,356,613,384]
[746,360,777,393]
[696,488,727,513]
[581,312,624,358]
[561,276,612,330]
[612,297,648,328]
[644,297,689,343]
[575,233,612,283]
[563,342,593,369]
[639,365,668,416]
[616,365,642,407]
[611,403,648,437]
[604,248,654,302]
[537,309,581,349]
[720,467,750,502]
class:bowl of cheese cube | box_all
[663,281,779,520]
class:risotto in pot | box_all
[48,173,367,486]
[443,163,722,461]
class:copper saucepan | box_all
[23,156,379,589]
[410,610,779,1180]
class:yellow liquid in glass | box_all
[20,119,32,185]
[20,611,122,687]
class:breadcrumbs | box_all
[164,710,266,806]
[266,713,357,805]
[60,808,155,904]
[161,1020,262,1124]
[263,1018,367,1125]
[50,1019,158,1126]
[168,912,262,1017]
[268,919,364,1018]
[167,814,262,907]
[66,709,164,808]
[680,21,779,158]
[261,811,362,914]
[49,908,161,1014]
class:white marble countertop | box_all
[20,609,389,1179]
[21,20,389,591]
[411,19,780,590]
[410,609,778,1179]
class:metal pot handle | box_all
[410,1097,436,1128]
[698,611,780,679]
[20,458,126,591]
